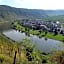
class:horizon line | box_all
[1,5,64,10]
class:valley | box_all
[0,5,64,64]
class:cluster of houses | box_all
[19,19,64,35]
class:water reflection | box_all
[3,29,64,53]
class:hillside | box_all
[0,5,47,22]
[0,5,64,22]
[45,10,64,16]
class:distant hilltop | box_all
[0,5,64,22]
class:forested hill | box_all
[0,5,64,22]
[0,5,47,21]
[45,10,64,16]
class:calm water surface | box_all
[3,29,64,53]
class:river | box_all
[3,29,64,53]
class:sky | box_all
[0,0,64,10]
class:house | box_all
[19,19,64,35]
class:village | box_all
[19,19,64,36]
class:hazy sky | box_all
[0,0,64,10]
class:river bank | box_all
[1,30,64,64]
[0,32,51,64]
[13,22,64,42]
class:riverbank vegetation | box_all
[0,32,64,64]
[13,21,64,42]
[0,33,50,64]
